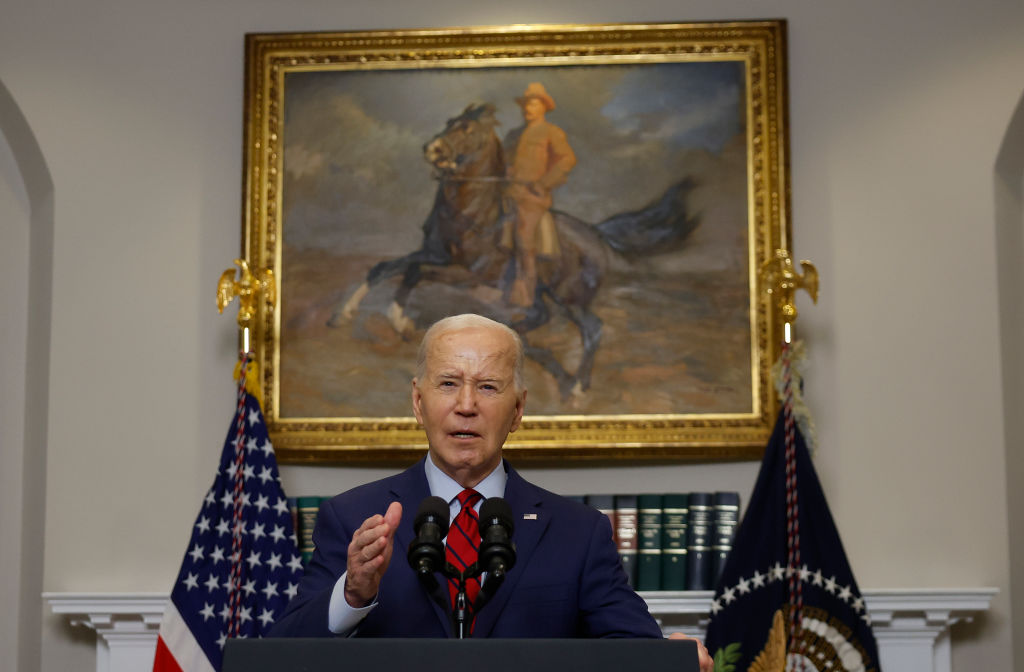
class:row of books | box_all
[577,492,740,592]
[288,491,741,592]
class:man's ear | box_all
[509,389,527,433]
[411,378,424,425]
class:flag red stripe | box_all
[152,636,184,672]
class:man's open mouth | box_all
[450,431,480,439]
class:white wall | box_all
[1,1,1021,670]
[0,88,32,672]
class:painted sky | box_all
[281,60,745,254]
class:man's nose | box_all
[454,385,477,414]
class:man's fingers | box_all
[668,633,713,672]
[383,501,402,534]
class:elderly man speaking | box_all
[268,314,712,671]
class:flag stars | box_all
[721,586,736,604]
[254,495,270,513]
[199,602,215,621]
[246,436,259,453]
[243,579,257,597]
[217,632,227,649]
[771,563,786,581]
[799,565,811,582]
[270,525,287,543]
[248,408,261,426]
[182,572,199,591]
[273,498,290,516]
[210,546,226,565]
[246,551,263,569]
[226,462,239,480]
[838,585,853,602]
[196,516,211,534]
[751,570,765,588]
[285,583,299,600]
[812,570,824,587]
[205,573,222,593]
[243,464,255,481]
[852,596,865,613]
[287,554,304,573]
[824,576,838,594]
[260,439,274,458]
[736,576,751,594]
[261,582,279,600]
[221,491,236,508]
[251,522,267,541]
[258,466,274,485]
[216,520,231,537]
[204,490,216,507]
[220,605,233,622]
[267,552,283,571]
[709,599,722,615]
[189,544,205,564]
[258,608,276,627]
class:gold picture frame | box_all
[242,21,790,464]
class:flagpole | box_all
[215,259,277,639]
[760,249,818,671]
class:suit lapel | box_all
[390,458,454,636]
[472,463,551,637]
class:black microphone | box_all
[478,497,516,589]
[407,496,450,590]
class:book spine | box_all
[712,491,741,583]
[614,494,639,588]
[660,493,688,590]
[287,497,299,547]
[296,496,321,566]
[686,492,713,590]
[636,494,663,591]
[584,494,617,545]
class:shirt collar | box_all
[424,452,507,507]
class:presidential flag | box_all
[153,358,303,671]
[704,408,881,672]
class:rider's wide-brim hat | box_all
[516,82,556,111]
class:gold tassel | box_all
[233,357,263,408]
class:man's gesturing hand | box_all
[343,501,402,607]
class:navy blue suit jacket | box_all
[268,459,662,639]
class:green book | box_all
[660,493,688,590]
[636,494,663,591]
[296,496,322,566]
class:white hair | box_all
[416,314,525,391]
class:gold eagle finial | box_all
[216,258,276,330]
[759,249,818,324]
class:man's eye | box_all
[440,381,455,387]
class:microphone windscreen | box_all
[479,497,514,534]
[414,496,451,536]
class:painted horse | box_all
[329,103,700,400]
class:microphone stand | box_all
[446,562,481,639]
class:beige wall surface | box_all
[1,1,1022,670]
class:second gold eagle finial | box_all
[760,249,818,324]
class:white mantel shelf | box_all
[47,588,996,672]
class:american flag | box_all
[153,361,303,671]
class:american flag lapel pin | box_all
[523,513,538,520]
